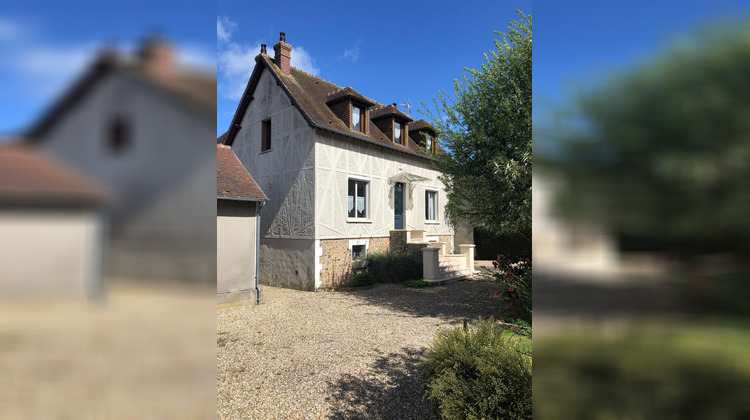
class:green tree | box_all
[422,11,532,241]
[550,19,750,261]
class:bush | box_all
[365,249,422,283]
[493,256,532,324]
[534,323,750,419]
[423,320,532,419]
[404,279,438,288]
[474,226,531,260]
[349,272,375,287]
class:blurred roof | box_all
[0,142,106,206]
[27,37,216,140]
[217,144,267,201]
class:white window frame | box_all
[348,239,370,261]
[425,187,439,223]
[347,175,370,222]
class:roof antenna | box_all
[399,98,412,115]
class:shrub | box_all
[493,256,532,324]
[349,272,375,287]
[534,323,750,419]
[365,249,422,283]
[404,279,438,288]
[423,320,532,419]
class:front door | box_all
[394,182,404,229]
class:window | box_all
[426,136,433,153]
[394,121,404,144]
[107,116,130,154]
[261,119,271,152]
[425,189,438,221]
[352,105,364,132]
[351,245,367,260]
[347,178,369,219]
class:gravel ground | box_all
[217,279,502,419]
[0,281,217,419]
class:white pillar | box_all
[459,244,476,273]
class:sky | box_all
[0,1,215,139]
[217,0,532,137]
[533,0,750,155]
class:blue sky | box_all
[0,1,215,139]
[534,0,750,154]
[217,0,532,137]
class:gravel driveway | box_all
[217,280,501,419]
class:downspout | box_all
[255,200,266,304]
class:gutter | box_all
[255,200,265,304]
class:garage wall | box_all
[0,209,102,297]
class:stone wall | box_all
[319,236,389,287]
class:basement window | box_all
[351,245,367,260]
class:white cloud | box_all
[215,18,320,100]
[179,43,216,71]
[342,38,363,62]
[13,44,97,98]
[217,16,236,43]
[0,16,24,42]
[291,46,319,76]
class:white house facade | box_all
[222,33,454,290]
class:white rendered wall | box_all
[0,209,102,296]
[231,70,315,240]
[314,131,453,240]
[216,200,257,296]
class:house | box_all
[24,36,217,283]
[220,33,464,290]
[0,142,106,297]
[217,144,268,304]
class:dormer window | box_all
[426,136,434,153]
[394,121,404,145]
[352,104,365,132]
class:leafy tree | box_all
[422,11,531,240]
[549,19,750,263]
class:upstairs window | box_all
[347,178,369,219]
[425,189,438,221]
[107,116,131,154]
[394,121,404,145]
[426,136,433,153]
[261,119,271,152]
[352,105,365,132]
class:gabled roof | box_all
[0,142,106,206]
[27,47,216,141]
[223,53,444,159]
[217,145,267,201]
[370,103,413,122]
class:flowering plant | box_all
[493,255,532,324]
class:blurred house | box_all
[0,142,106,297]
[217,144,267,304]
[25,36,217,283]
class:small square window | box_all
[352,245,366,260]
[425,190,438,221]
[261,119,271,152]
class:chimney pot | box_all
[260,44,267,55]
[280,32,286,42]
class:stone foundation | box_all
[319,237,389,287]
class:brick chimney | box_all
[273,32,292,75]
[138,35,174,78]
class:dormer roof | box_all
[369,103,413,122]
[325,87,376,107]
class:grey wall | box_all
[217,200,257,300]
[37,71,216,282]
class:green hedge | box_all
[365,249,422,283]
[423,320,532,419]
